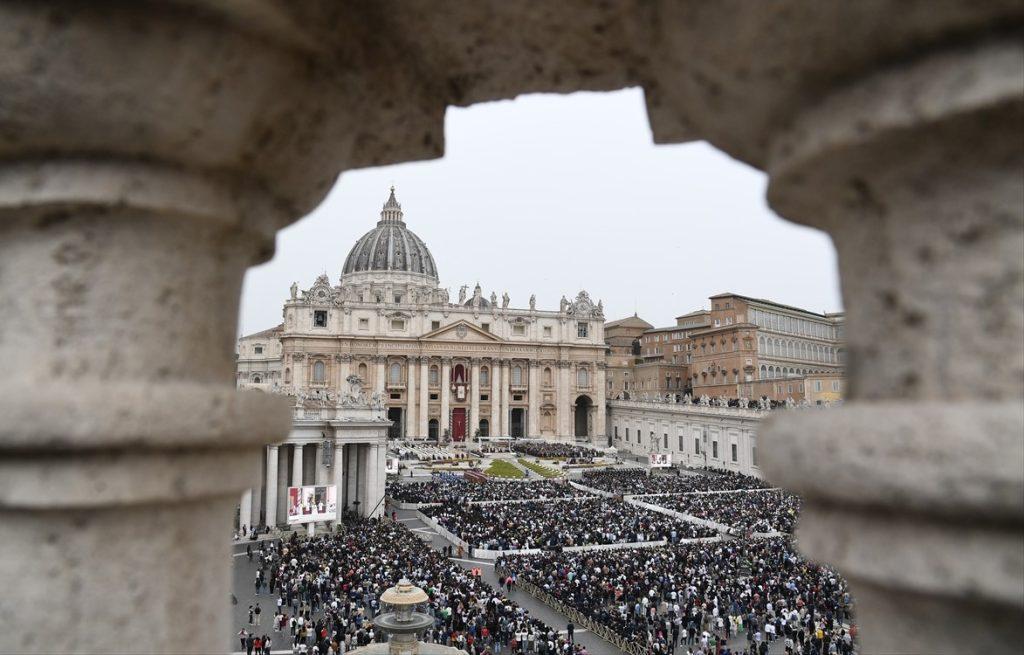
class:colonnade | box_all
[237,440,385,530]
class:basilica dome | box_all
[341,188,438,281]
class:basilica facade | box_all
[235,189,607,525]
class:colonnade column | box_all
[358,444,371,516]
[469,358,481,441]
[331,443,345,527]
[405,357,417,438]
[346,444,360,514]
[375,444,387,518]
[292,444,304,487]
[364,444,380,517]
[418,356,429,438]
[489,358,501,437]
[595,363,607,444]
[440,358,452,439]
[758,39,1024,654]
[528,362,540,437]
[265,445,279,527]
[314,443,328,485]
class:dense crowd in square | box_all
[498,537,855,655]
[580,469,770,496]
[388,476,586,504]
[236,518,586,655]
[647,491,802,535]
[420,498,717,550]
[511,441,604,461]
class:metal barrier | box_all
[496,563,647,655]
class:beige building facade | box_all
[239,189,608,446]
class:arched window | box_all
[512,365,523,386]
[357,362,367,380]
[758,336,765,352]
[577,368,589,387]
[429,366,439,386]
[543,367,552,386]
[480,366,489,386]
[284,368,292,384]
[313,360,326,384]
[760,364,767,379]
[389,362,402,384]
[253,375,262,384]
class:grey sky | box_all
[238,88,841,335]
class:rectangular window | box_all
[512,324,526,336]
[358,318,369,330]
[626,428,630,442]
[429,393,439,401]
[543,326,552,338]
[663,433,668,449]
[752,440,758,466]
[254,346,263,355]
[833,381,840,391]
[389,393,401,400]
[577,322,589,338]
[394,295,402,304]
[694,438,700,455]
[391,319,406,330]
[313,310,327,327]
[614,426,619,439]
[431,320,441,331]
[480,394,489,401]
[678,435,684,451]
[731,443,738,462]
[513,394,523,402]
[481,323,490,332]
[815,381,822,392]
[712,441,719,459]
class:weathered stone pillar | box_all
[594,363,607,444]
[527,361,540,437]
[760,39,1023,654]
[331,442,345,527]
[239,489,253,532]
[490,358,501,436]
[374,356,387,397]
[500,361,512,437]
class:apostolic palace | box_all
[235,188,608,525]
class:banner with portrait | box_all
[286,484,337,524]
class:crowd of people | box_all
[648,491,802,535]
[388,476,585,504]
[237,518,588,655]
[421,498,717,550]
[498,537,855,655]
[511,442,603,461]
[581,469,770,496]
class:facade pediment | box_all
[421,320,503,342]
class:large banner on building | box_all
[650,453,672,468]
[385,457,400,474]
[286,485,337,525]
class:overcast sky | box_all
[238,88,841,335]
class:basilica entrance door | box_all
[451,408,467,442]
[387,408,403,440]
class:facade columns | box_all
[418,356,430,438]
[489,358,501,436]
[528,362,540,437]
[364,444,380,517]
[331,442,345,526]
[314,443,328,485]
[358,444,371,516]
[595,363,607,443]
[265,445,279,527]
[337,354,351,389]
[558,361,571,439]
[500,360,511,437]
[374,444,387,518]
[374,356,386,397]
[759,40,1024,654]
[469,358,481,440]
[440,358,452,439]
[405,357,417,438]
[291,444,304,487]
